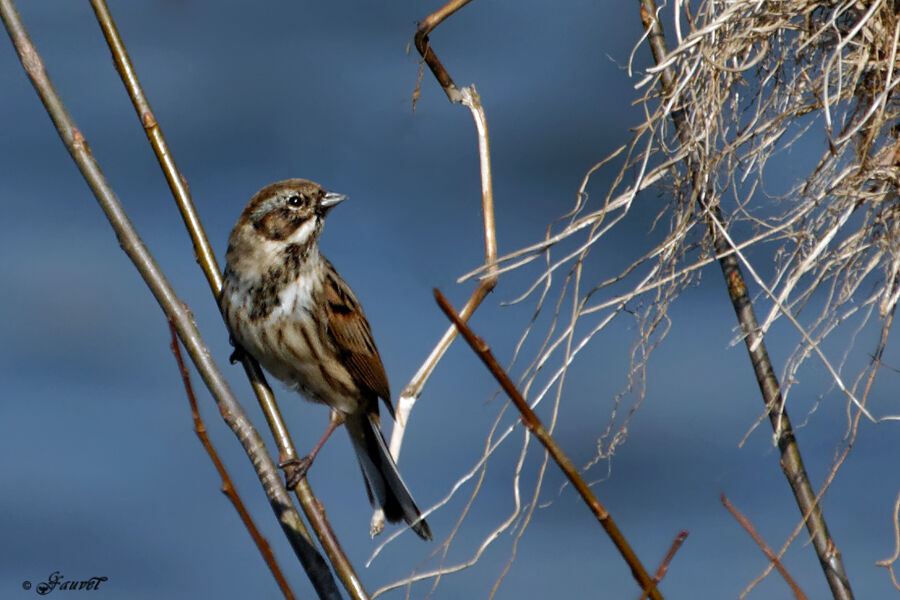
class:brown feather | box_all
[322,263,393,417]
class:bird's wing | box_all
[322,266,393,416]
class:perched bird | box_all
[220,179,431,540]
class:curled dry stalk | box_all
[0,3,341,599]
[877,489,900,592]
[374,0,498,536]
[83,1,366,598]
[167,320,296,600]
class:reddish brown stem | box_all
[721,494,809,600]
[434,289,663,600]
[168,320,295,600]
[636,530,688,600]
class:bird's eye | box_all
[287,195,303,207]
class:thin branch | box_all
[721,494,809,600]
[638,2,855,598]
[636,531,689,600]
[88,0,220,291]
[376,0,499,536]
[434,289,664,600]
[0,3,339,599]
[85,1,366,597]
[743,299,894,596]
[168,320,295,600]
[412,0,474,104]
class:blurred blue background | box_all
[1,2,897,599]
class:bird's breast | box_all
[222,269,360,414]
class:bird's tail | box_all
[345,411,432,541]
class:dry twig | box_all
[721,494,809,600]
[636,530,689,600]
[168,320,295,600]
[434,289,664,600]
[876,489,900,592]
[376,0,499,536]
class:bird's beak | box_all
[321,191,347,211]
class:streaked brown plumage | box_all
[221,179,431,540]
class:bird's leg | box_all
[282,410,345,488]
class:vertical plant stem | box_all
[85,1,367,597]
[638,2,853,598]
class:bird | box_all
[220,178,431,540]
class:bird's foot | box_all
[281,455,314,488]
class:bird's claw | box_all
[282,456,314,488]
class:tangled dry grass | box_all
[433,0,900,595]
[471,0,900,457]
